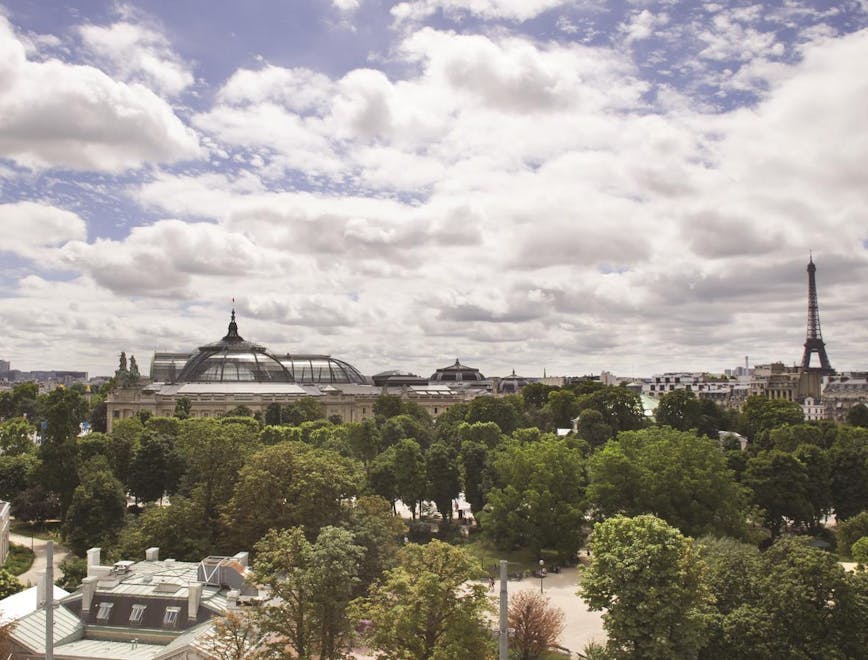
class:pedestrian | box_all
[488,575,495,591]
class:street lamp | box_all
[539,559,545,594]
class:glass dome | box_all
[175,311,294,383]
[278,355,370,385]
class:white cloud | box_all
[78,20,194,96]
[0,16,200,172]
[391,0,569,24]
[0,201,87,259]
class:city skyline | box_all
[1,1,867,378]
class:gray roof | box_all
[10,605,83,652]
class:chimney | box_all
[187,582,203,621]
[231,551,249,569]
[145,547,159,561]
[87,547,101,569]
[226,589,240,610]
[81,576,99,613]
[36,571,46,608]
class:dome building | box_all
[429,359,489,387]
[106,309,463,431]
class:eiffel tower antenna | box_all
[800,254,833,373]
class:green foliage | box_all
[39,387,88,444]
[828,426,868,519]
[393,438,426,518]
[0,382,39,420]
[846,403,868,428]
[740,396,804,443]
[466,395,522,434]
[481,436,586,558]
[12,484,60,525]
[254,525,364,659]
[350,540,493,660]
[63,458,127,555]
[0,453,38,501]
[347,418,381,469]
[342,495,406,594]
[173,397,192,419]
[367,446,398,506]
[117,497,214,562]
[576,386,645,435]
[837,511,868,558]
[587,428,748,538]
[373,394,403,419]
[0,417,36,455]
[459,440,489,519]
[655,389,719,438]
[426,442,460,520]
[4,544,34,576]
[380,414,434,450]
[580,515,712,659]
[127,431,183,503]
[743,450,813,535]
[521,383,559,409]
[281,397,326,425]
[544,389,579,429]
[222,441,361,547]
[55,555,87,590]
[457,421,502,449]
[851,537,868,563]
[575,409,612,450]
[0,568,23,599]
[793,443,832,527]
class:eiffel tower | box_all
[800,255,833,373]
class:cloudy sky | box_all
[1,0,866,380]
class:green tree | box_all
[837,511,868,558]
[656,389,702,431]
[466,395,522,434]
[580,515,712,659]
[544,389,579,429]
[577,386,645,434]
[587,428,748,538]
[576,409,613,449]
[740,396,804,443]
[174,397,192,419]
[459,440,489,521]
[0,382,39,420]
[346,419,381,474]
[222,442,361,546]
[0,417,36,455]
[521,383,559,409]
[127,431,183,503]
[426,442,460,521]
[846,403,868,428]
[481,436,586,558]
[743,450,813,535]
[343,495,406,594]
[828,427,868,519]
[63,458,127,555]
[12,484,60,526]
[393,439,426,519]
[793,442,832,528]
[254,525,364,659]
[0,453,38,502]
[373,394,403,420]
[457,421,502,449]
[39,387,88,445]
[282,397,325,425]
[368,446,398,510]
[350,540,493,660]
[116,496,213,562]
[852,537,868,563]
[0,569,23,599]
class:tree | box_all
[0,453,38,502]
[544,389,579,429]
[346,419,381,474]
[55,555,87,590]
[846,403,868,428]
[587,428,748,539]
[350,540,493,660]
[282,397,325,425]
[740,396,804,443]
[793,442,832,528]
[127,431,182,503]
[577,386,645,434]
[508,591,565,660]
[343,495,406,594]
[222,441,361,546]
[174,397,192,419]
[481,436,586,558]
[204,610,264,660]
[39,387,88,445]
[0,417,35,455]
[63,458,127,555]
[837,511,868,557]
[12,484,60,526]
[368,446,398,509]
[828,427,868,519]
[466,395,522,434]
[575,409,612,449]
[426,442,460,521]
[373,394,403,420]
[392,438,426,519]
[254,526,364,659]
[656,389,701,430]
[580,515,711,659]
[852,537,868,563]
[459,440,489,521]
[743,450,813,535]
[521,383,559,410]
[116,496,213,562]
[0,569,23,599]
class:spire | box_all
[223,299,243,342]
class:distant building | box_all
[429,359,491,391]
[106,310,466,432]
[801,396,826,421]
[822,374,868,422]
[7,546,259,659]
[643,372,748,406]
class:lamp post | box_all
[539,559,544,594]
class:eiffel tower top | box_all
[801,254,833,373]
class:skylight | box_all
[129,604,147,624]
[96,602,113,622]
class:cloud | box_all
[78,20,194,96]
[0,16,200,172]
[391,0,570,24]
[0,201,87,259]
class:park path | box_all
[9,532,70,588]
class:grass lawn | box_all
[5,543,35,576]
[10,520,61,540]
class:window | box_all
[164,606,181,627]
[96,602,113,622]
[129,604,147,624]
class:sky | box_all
[0,0,867,380]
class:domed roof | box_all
[175,310,294,383]
[430,358,485,383]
